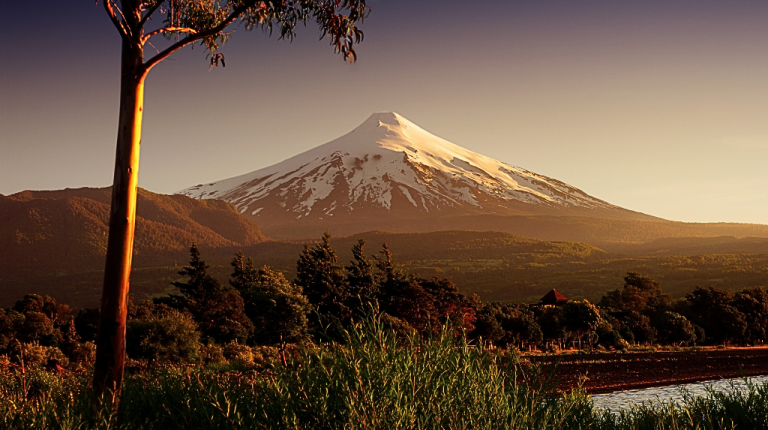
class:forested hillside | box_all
[0,187,266,304]
[388,214,768,252]
[2,188,766,307]
[2,226,766,307]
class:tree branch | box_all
[103,0,129,39]
[138,0,164,29]
[141,27,198,44]
[141,2,258,76]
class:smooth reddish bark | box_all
[93,35,145,401]
[92,0,366,408]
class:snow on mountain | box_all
[178,112,618,222]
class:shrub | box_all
[19,342,49,367]
[222,342,254,366]
[126,310,200,363]
[8,342,67,368]
[199,343,226,365]
[67,341,96,368]
[251,345,280,367]
[2,317,768,429]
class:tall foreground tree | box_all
[94,0,369,401]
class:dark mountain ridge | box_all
[1,187,266,279]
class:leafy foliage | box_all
[561,300,602,350]
[126,307,201,363]
[0,317,598,429]
[167,243,254,344]
[682,286,749,344]
[102,0,369,72]
[231,252,309,344]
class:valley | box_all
[2,225,767,308]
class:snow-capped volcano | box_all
[179,112,647,238]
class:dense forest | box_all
[1,234,766,369]
[4,187,767,309]
[3,229,767,309]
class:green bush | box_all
[126,310,200,363]
[7,342,68,368]
[66,341,96,369]
[222,341,254,366]
[199,343,226,365]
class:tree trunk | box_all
[93,37,145,402]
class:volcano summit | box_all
[178,112,655,239]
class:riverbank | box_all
[529,347,768,394]
[3,332,767,428]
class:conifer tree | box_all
[295,232,351,330]
[345,239,378,316]
[373,242,404,308]
[374,242,398,285]
[172,244,253,344]
[172,243,221,301]
[230,251,259,292]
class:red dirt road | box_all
[527,347,768,394]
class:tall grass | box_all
[594,378,768,430]
[250,316,592,429]
[1,315,767,429]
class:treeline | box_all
[479,273,768,352]
[1,233,767,367]
[443,252,768,304]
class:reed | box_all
[1,315,766,429]
[593,378,768,430]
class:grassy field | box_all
[2,317,767,429]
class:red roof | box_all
[540,289,568,303]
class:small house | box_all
[538,289,568,307]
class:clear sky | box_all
[1,0,766,224]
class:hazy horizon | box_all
[1,0,766,224]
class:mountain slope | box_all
[0,187,267,280]
[179,112,657,238]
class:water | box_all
[591,375,768,413]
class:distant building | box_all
[538,289,568,307]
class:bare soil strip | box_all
[528,347,768,394]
